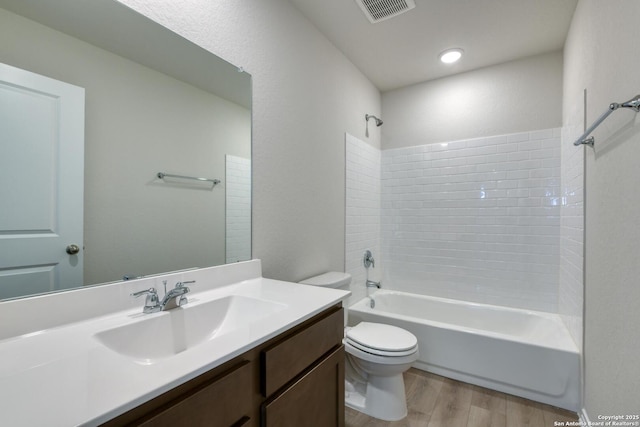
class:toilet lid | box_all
[345,322,417,354]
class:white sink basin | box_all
[94,295,287,362]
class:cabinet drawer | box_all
[261,306,343,397]
[137,360,252,427]
[262,346,345,427]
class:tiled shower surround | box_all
[382,129,561,312]
[225,155,252,264]
[345,134,381,305]
[346,128,571,313]
[559,125,584,348]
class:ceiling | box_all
[287,0,578,92]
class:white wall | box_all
[564,0,640,417]
[119,0,382,282]
[382,51,563,149]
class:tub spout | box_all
[366,280,381,289]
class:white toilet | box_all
[299,272,419,421]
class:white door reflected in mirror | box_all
[0,62,84,299]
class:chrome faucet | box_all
[130,288,160,313]
[366,280,380,308]
[364,250,380,289]
[366,279,381,289]
[131,280,195,313]
[363,250,375,269]
[160,281,195,311]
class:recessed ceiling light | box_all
[439,48,463,64]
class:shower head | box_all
[366,114,383,127]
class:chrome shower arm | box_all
[365,114,383,127]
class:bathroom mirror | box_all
[0,0,252,300]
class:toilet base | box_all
[344,374,408,421]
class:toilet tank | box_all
[298,272,351,291]
[299,272,351,326]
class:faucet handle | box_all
[363,250,375,269]
[173,281,195,307]
[131,288,157,298]
[175,280,195,289]
[131,288,160,313]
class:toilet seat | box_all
[345,322,418,357]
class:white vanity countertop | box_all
[0,263,349,426]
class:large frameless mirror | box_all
[0,0,252,300]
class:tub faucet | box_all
[366,280,381,289]
[160,280,195,310]
[363,250,375,269]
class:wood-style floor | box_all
[345,368,578,427]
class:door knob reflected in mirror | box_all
[66,244,80,255]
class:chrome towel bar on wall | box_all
[157,172,221,185]
[574,94,640,147]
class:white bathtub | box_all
[348,290,580,411]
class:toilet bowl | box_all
[343,322,418,421]
[299,272,419,421]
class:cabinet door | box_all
[262,346,345,427]
[137,360,252,427]
[262,307,343,397]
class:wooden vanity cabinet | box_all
[136,360,253,426]
[262,346,344,427]
[101,357,256,427]
[261,306,345,427]
[102,305,344,427]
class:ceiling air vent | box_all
[355,0,416,24]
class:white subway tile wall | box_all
[559,125,584,348]
[380,129,562,312]
[344,128,583,315]
[345,133,381,305]
[225,155,251,264]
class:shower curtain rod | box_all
[574,94,640,147]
